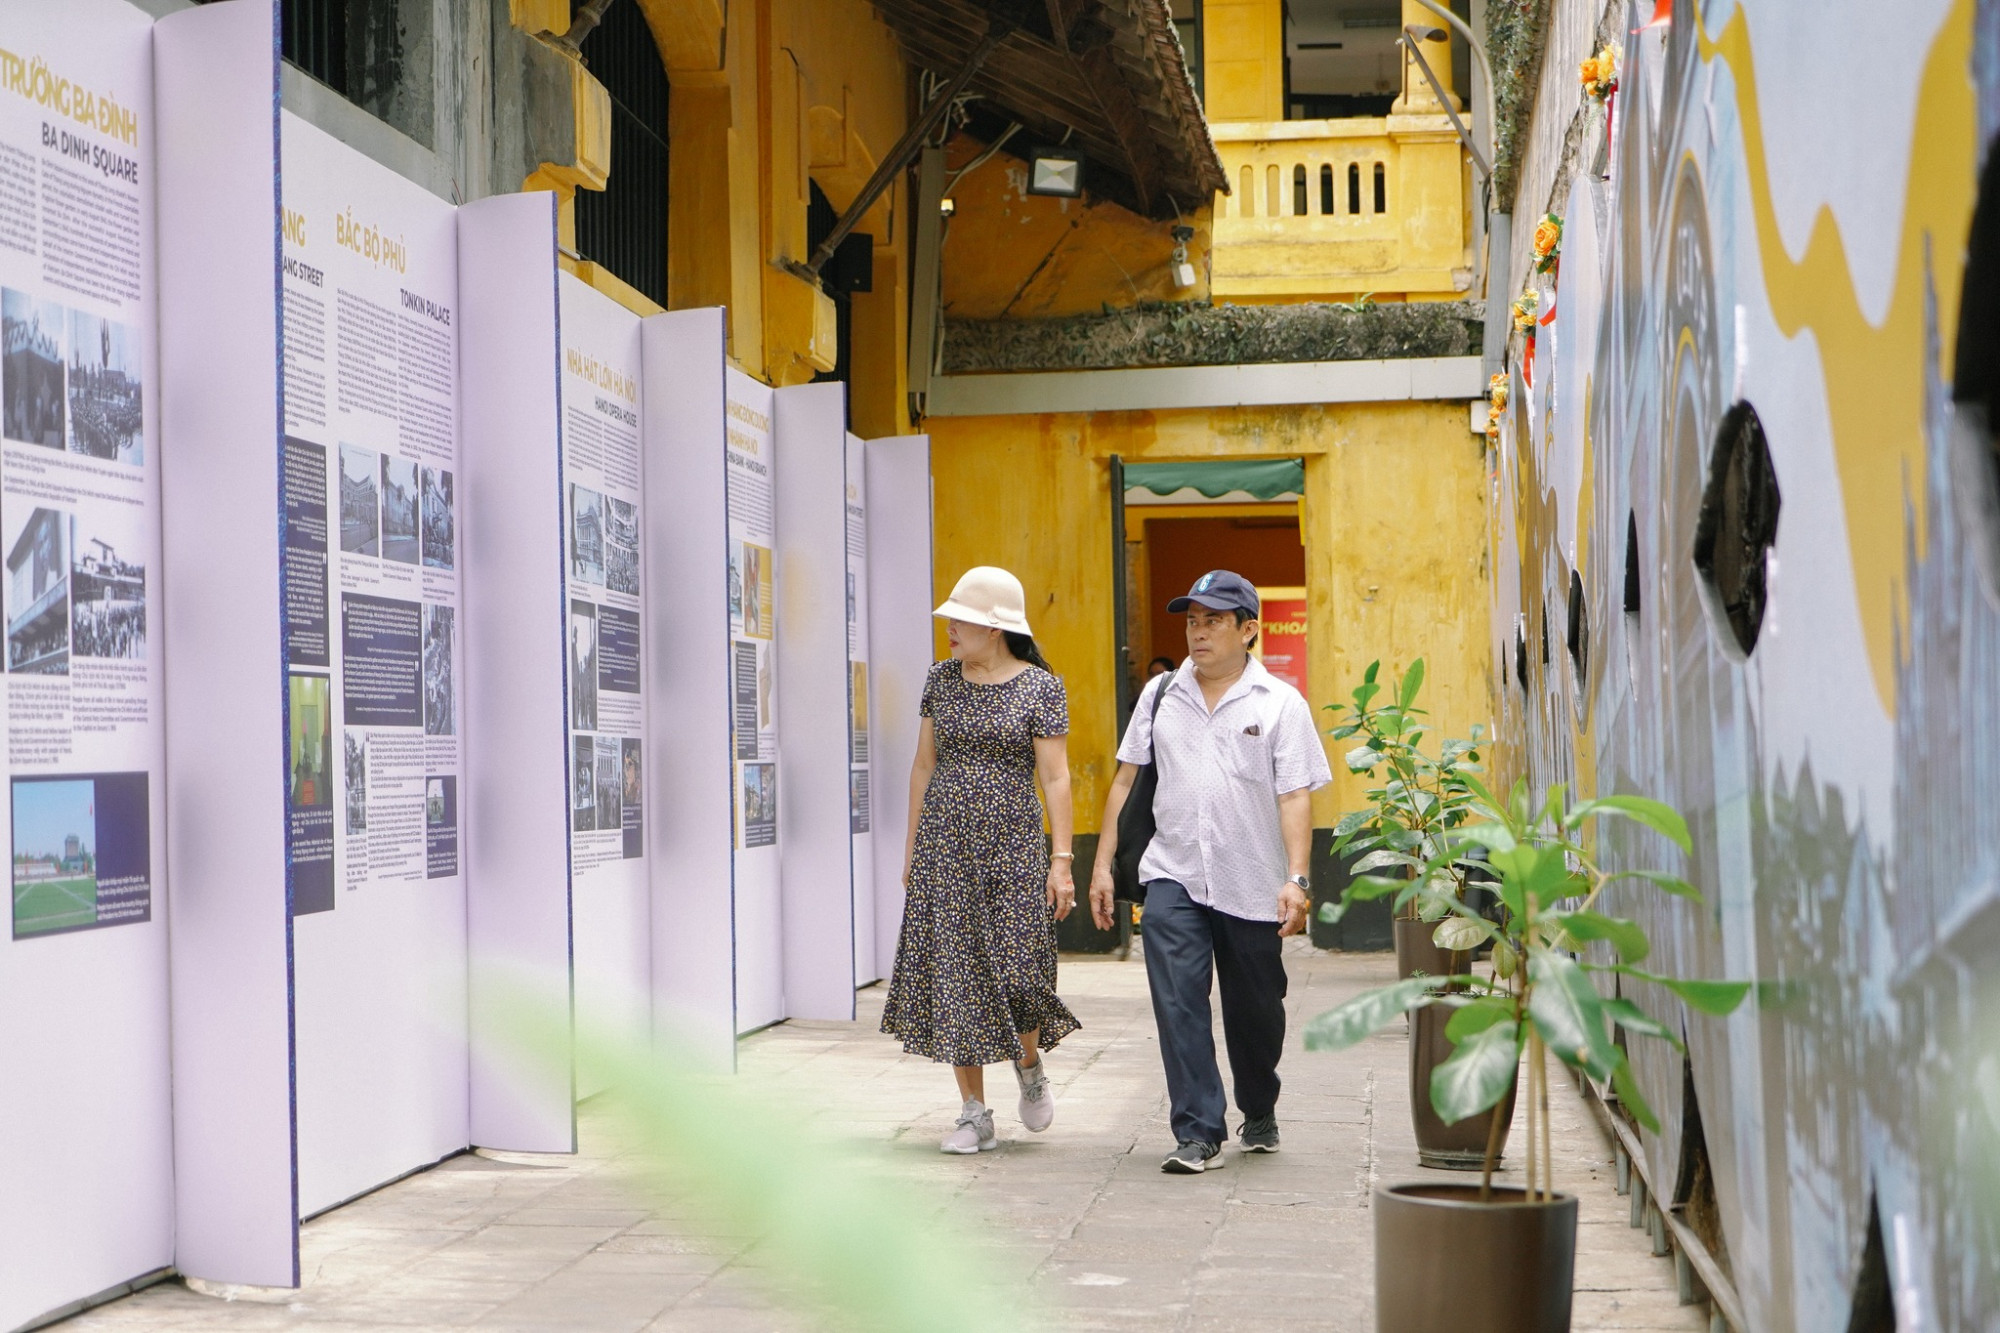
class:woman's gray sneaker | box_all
[941,1100,998,1154]
[1013,1054,1054,1132]
[1239,1116,1280,1152]
[1161,1140,1225,1173]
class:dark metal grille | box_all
[576,3,670,308]
[282,0,350,95]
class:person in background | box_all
[1089,570,1332,1173]
[1146,655,1176,678]
[882,566,1079,1154]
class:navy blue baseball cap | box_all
[1168,570,1260,616]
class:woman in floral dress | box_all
[882,566,1080,1154]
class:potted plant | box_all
[1327,660,1507,1167]
[1308,779,1749,1333]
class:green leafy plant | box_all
[1306,776,1751,1202]
[1326,659,1487,926]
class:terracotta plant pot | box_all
[1409,999,1515,1169]
[1393,914,1468,982]
[1374,1183,1578,1332]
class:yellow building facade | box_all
[513,0,1492,862]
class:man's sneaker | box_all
[940,1099,998,1154]
[1239,1116,1280,1153]
[1013,1053,1054,1132]
[1161,1140,1225,1174]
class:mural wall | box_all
[1490,0,2000,1328]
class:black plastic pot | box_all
[1409,999,1515,1169]
[1374,1183,1578,1332]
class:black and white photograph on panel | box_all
[70,508,146,660]
[569,484,604,586]
[343,730,367,833]
[728,543,743,629]
[339,445,380,556]
[741,761,776,849]
[594,736,620,832]
[4,502,70,674]
[571,734,595,833]
[2,289,65,449]
[420,466,454,569]
[379,454,419,564]
[605,497,639,595]
[422,603,454,735]
[570,599,598,732]
[64,310,142,465]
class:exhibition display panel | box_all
[0,0,172,1322]
[0,2,935,1324]
[280,112,470,1221]
[774,382,858,1019]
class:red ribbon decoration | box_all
[1523,331,1535,388]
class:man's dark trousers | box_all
[1141,879,1288,1146]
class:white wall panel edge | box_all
[640,309,736,1071]
[458,193,576,1151]
[154,0,299,1288]
[864,435,933,979]
[773,383,856,1020]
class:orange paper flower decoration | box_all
[1582,43,1621,101]
[1531,213,1563,275]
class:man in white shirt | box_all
[1089,570,1333,1173]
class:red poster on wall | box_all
[1257,586,1307,696]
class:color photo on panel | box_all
[11,772,150,939]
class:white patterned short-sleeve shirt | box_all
[1116,658,1333,922]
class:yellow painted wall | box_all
[1201,0,1285,122]
[927,400,1490,832]
[938,134,1214,319]
[652,0,910,430]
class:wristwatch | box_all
[1286,874,1310,891]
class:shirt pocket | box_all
[1220,724,1274,784]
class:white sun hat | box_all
[934,565,1033,636]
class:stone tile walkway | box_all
[63,946,1701,1331]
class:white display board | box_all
[774,382,855,1019]
[725,369,781,1032]
[641,307,734,1068]
[155,0,297,1292]
[458,191,575,1154]
[0,0,173,1321]
[279,112,469,1218]
[557,272,649,1078]
[864,435,932,974]
[845,433,878,985]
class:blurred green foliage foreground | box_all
[482,973,1019,1333]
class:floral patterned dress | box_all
[881,660,1081,1066]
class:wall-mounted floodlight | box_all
[1027,149,1085,198]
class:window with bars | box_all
[211,0,436,148]
[575,3,670,309]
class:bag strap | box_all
[1145,670,1170,764]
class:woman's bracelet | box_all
[1052,851,1075,860]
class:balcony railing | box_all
[1209,117,1471,301]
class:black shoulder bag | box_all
[1111,674,1171,903]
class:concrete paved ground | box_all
[64,945,1702,1331]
